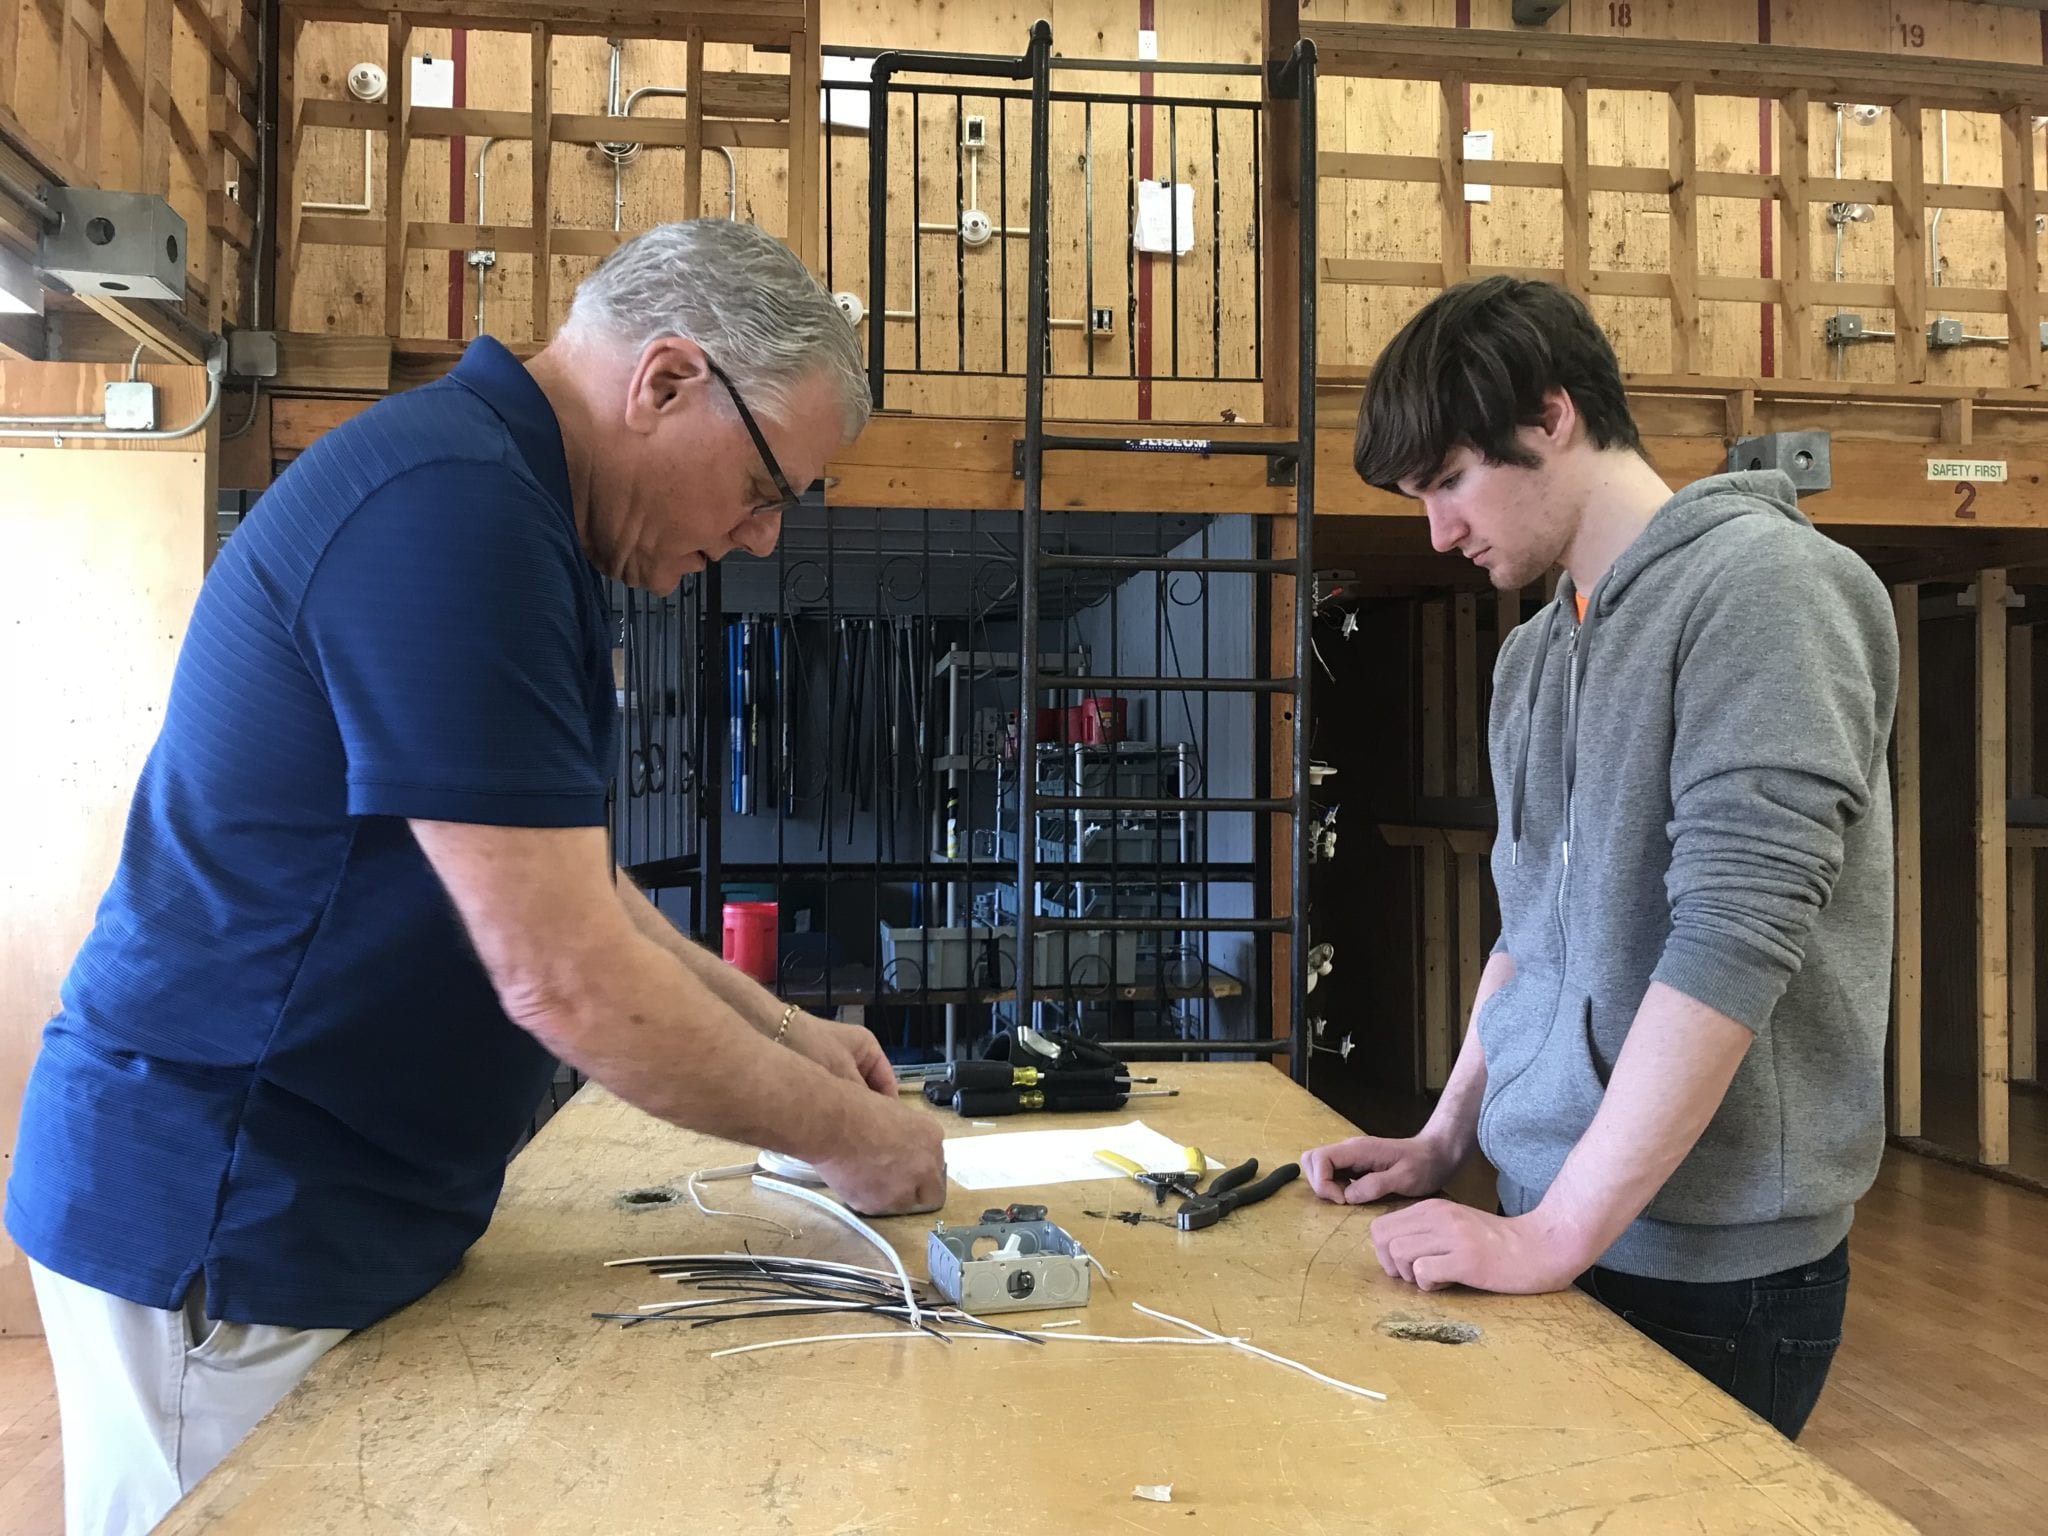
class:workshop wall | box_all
[280,0,2036,403]
[0,362,216,1337]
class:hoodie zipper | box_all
[1556,615,1580,955]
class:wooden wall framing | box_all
[1310,19,2046,393]
[281,0,819,343]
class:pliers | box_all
[1174,1158,1301,1231]
[1094,1144,1206,1205]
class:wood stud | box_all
[2001,105,2041,392]
[530,22,551,343]
[683,27,704,223]
[1893,582,1922,1140]
[1438,77,1466,288]
[1665,85,1697,377]
[383,12,411,338]
[1892,99,1928,385]
[1979,568,2011,1169]
[2012,623,2036,1089]
[1420,599,1450,1091]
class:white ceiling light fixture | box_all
[0,244,43,317]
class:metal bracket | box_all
[1511,0,1565,24]
[1726,429,1832,497]
[1266,451,1299,486]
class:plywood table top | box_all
[163,1063,1914,1535]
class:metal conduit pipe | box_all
[612,86,739,230]
[0,363,224,442]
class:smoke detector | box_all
[346,63,388,102]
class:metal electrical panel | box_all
[37,189,188,302]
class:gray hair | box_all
[562,219,871,440]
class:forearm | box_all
[1530,979,1754,1269]
[1419,949,1510,1161]
[536,928,873,1162]
[617,876,786,1036]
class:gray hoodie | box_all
[1479,470,1899,1282]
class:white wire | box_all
[751,1175,923,1331]
[685,1169,799,1238]
[706,1328,1246,1360]
[1133,1303,1387,1402]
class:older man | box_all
[8,220,944,1536]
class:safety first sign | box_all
[1927,459,2008,482]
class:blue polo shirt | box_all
[6,339,618,1330]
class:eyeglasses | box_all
[704,356,802,519]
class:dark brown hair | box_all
[1352,276,1644,494]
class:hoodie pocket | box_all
[1478,990,1610,1192]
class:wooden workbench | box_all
[161,1064,1913,1535]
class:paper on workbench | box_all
[943,1120,1221,1191]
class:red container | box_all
[1035,707,1063,743]
[1069,696,1127,746]
[722,901,779,986]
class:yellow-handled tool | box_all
[1093,1145,1206,1205]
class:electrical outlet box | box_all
[1927,317,1965,349]
[1728,430,1832,497]
[37,188,188,302]
[227,329,280,379]
[1089,306,1115,336]
[961,115,986,148]
[1822,313,1864,345]
[102,381,158,432]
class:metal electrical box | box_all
[37,188,188,302]
[1727,430,1832,497]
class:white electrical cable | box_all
[706,1327,1246,1360]
[684,1169,799,1237]
[751,1175,922,1330]
[1133,1303,1387,1402]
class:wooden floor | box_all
[0,1147,2040,1535]
[0,1338,59,1536]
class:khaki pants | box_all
[28,1258,348,1536]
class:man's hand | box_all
[811,1098,948,1217]
[786,1013,896,1096]
[1302,1132,1461,1205]
[1368,1200,1586,1294]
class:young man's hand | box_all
[786,1013,897,1096]
[1368,1200,1587,1294]
[1302,1132,1462,1205]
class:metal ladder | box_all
[1009,25,1319,1077]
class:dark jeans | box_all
[1575,1238,1850,1439]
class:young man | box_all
[8,220,946,1535]
[1303,277,1898,1439]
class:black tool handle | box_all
[1177,1162,1300,1231]
[1203,1157,1259,1197]
[950,1060,1021,1091]
[950,1088,1129,1116]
